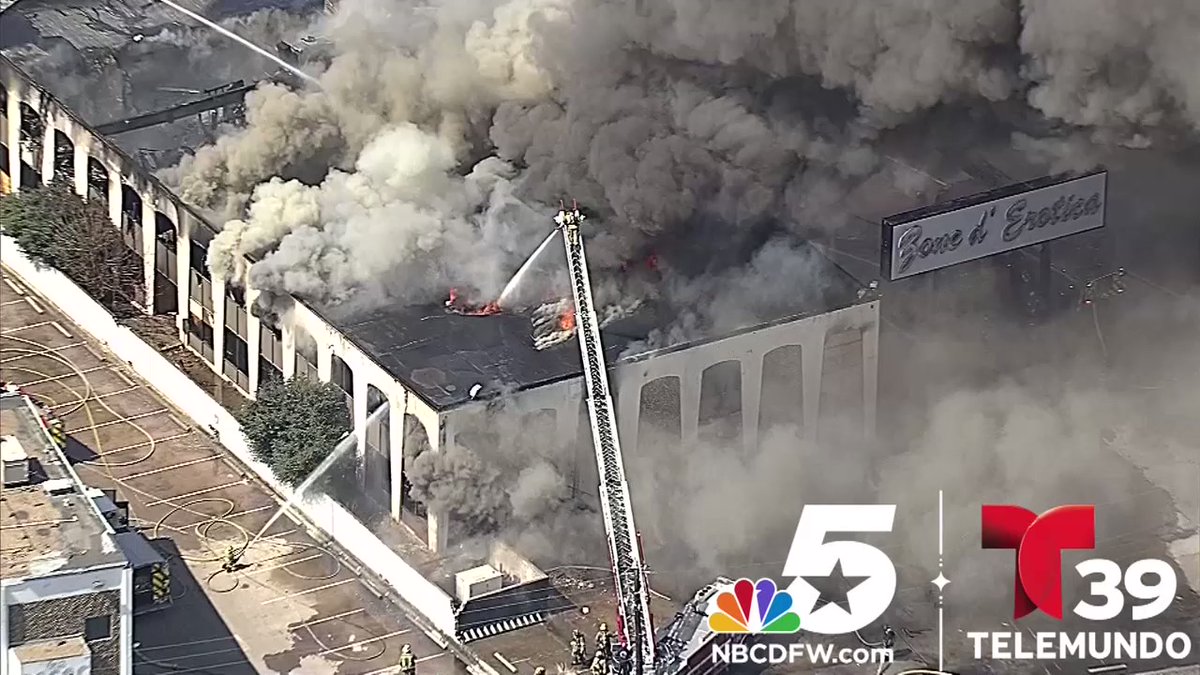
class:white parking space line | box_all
[115,369,136,387]
[93,431,192,456]
[0,341,85,364]
[66,408,169,433]
[133,656,252,675]
[50,321,72,338]
[316,628,410,656]
[364,651,449,674]
[3,277,25,294]
[24,297,44,313]
[120,455,220,480]
[1,298,27,307]
[245,552,325,576]
[2,321,52,335]
[256,528,297,542]
[16,364,108,385]
[299,607,365,628]
[262,578,355,606]
[146,479,247,507]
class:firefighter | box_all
[589,653,607,675]
[221,546,240,573]
[570,629,588,666]
[398,644,416,675]
[882,624,897,650]
[532,667,546,675]
[594,623,611,660]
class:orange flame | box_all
[559,307,576,332]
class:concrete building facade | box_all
[0,55,880,557]
[1,394,133,675]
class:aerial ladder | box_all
[555,204,656,673]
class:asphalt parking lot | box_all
[1,266,468,675]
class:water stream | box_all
[152,0,321,87]
[495,228,560,309]
[248,404,389,548]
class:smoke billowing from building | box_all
[157,0,1199,618]
[176,0,1200,321]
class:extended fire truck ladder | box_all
[555,205,656,673]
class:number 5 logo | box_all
[783,505,897,635]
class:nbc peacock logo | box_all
[708,578,801,634]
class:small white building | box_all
[0,393,133,675]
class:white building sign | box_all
[882,170,1107,281]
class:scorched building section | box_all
[0,55,879,558]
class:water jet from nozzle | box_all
[496,229,560,309]
[151,0,321,87]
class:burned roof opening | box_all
[318,238,867,411]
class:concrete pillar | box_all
[7,92,21,192]
[616,373,641,456]
[39,120,54,185]
[427,414,450,553]
[352,368,369,483]
[281,320,297,379]
[211,275,226,376]
[106,170,122,227]
[316,342,333,382]
[680,369,702,447]
[861,319,879,437]
[741,353,763,453]
[802,334,825,443]
[388,389,408,520]
[140,197,157,316]
[175,218,191,338]
[72,140,88,198]
[247,286,262,396]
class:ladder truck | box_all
[555,205,656,674]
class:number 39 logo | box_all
[782,505,898,635]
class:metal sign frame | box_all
[881,169,1108,281]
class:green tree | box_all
[237,376,351,488]
[0,183,142,309]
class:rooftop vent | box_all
[455,564,504,603]
[42,478,75,496]
[1,435,31,487]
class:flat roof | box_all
[320,239,868,412]
[0,394,126,580]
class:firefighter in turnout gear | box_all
[594,623,611,661]
[590,653,607,675]
[570,629,588,666]
[221,546,240,573]
[398,644,416,675]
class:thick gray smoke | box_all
[7,9,314,168]
[167,0,1198,629]
[177,0,1200,321]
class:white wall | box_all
[1,564,126,605]
[0,236,459,638]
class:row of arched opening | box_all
[5,102,182,315]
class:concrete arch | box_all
[698,359,742,446]
[760,344,803,432]
[51,129,72,184]
[152,209,178,314]
[400,412,431,530]
[86,156,107,201]
[818,329,865,439]
[638,375,681,449]
[330,353,354,414]
[362,384,391,515]
[18,102,40,151]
